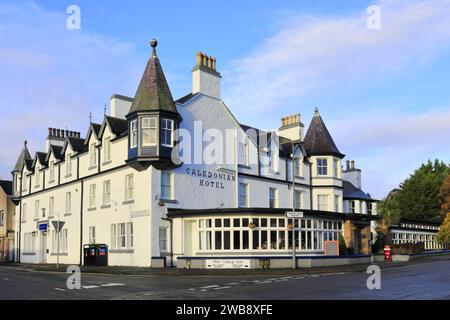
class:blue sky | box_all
[1,0,450,198]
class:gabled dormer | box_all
[125,39,182,171]
[11,140,32,199]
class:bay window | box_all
[161,118,174,147]
[142,117,157,146]
[317,158,328,176]
[130,119,138,148]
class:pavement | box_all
[0,254,449,300]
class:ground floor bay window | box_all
[197,216,342,254]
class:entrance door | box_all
[184,221,196,256]
[39,232,47,264]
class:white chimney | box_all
[343,159,362,189]
[192,52,221,99]
[110,94,133,119]
[278,113,304,141]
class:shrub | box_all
[390,242,425,254]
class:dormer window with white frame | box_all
[294,158,301,176]
[103,137,111,162]
[161,118,174,147]
[89,143,97,168]
[142,117,157,146]
[66,154,72,177]
[49,161,55,182]
[35,167,40,187]
[238,140,248,166]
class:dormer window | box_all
[66,154,72,176]
[104,137,111,162]
[35,167,40,187]
[142,117,157,146]
[49,161,55,182]
[90,143,97,168]
[161,118,174,147]
[130,119,138,148]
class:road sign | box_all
[38,223,48,232]
[52,221,65,232]
[285,211,304,218]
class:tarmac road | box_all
[0,255,449,300]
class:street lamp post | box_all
[291,144,297,269]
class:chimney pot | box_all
[48,128,52,136]
[56,129,61,137]
[196,51,202,66]
[351,160,355,170]
[346,160,350,170]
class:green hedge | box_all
[391,242,425,254]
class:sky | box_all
[1,0,450,199]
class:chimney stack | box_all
[192,51,221,99]
[351,160,355,170]
[278,113,304,141]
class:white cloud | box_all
[223,0,450,113]
[0,2,142,178]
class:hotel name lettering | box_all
[185,168,235,189]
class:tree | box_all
[395,160,449,223]
[374,195,401,250]
[438,174,450,220]
[436,214,450,246]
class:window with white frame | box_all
[239,183,248,207]
[350,200,356,213]
[142,117,157,146]
[103,137,111,162]
[49,197,54,217]
[61,229,68,253]
[90,143,97,168]
[0,210,4,225]
[238,141,248,166]
[130,119,138,148]
[269,188,278,208]
[269,149,279,172]
[35,168,40,187]
[49,161,55,181]
[65,192,72,214]
[34,200,39,220]
[161,118,174,147]
[127,222,134,248]
[89,185,96,209]
[66,154,72,176]
[24,233,35,253]
[367,203,373,215]
[89,226,96,244]
[119,223,126,248]
[317,158,328,176]
[335,195,340,212]
[333,159,339,177]
[111,224,117,249]
[294,158,301,176]
[103,180,111,205]
[161,171,173,200]
[317,194,328,211]
[197,217,341,252]
[22,203,27,222]
[294,190,302,209]
[125,174,134,201]
[159,227,168,252]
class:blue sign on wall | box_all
[38,223,48,232]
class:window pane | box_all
[233,231,240,250]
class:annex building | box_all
[11,39,380,268]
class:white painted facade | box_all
[12,44,379,268]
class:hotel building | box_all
[11,39,379,268]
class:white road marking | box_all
[4,278,9,281]
[214,286,231,290]
[82,285,99,289]
[201,285,219,289]
[100,283,124,287]
[54,288,65,292]
[226,282,239,286]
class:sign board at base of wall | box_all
[205,259,251,269]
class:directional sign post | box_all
[52,220,65,269]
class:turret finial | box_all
[150,38,158,57]
[314,107,320,117]
[24,140,27,146]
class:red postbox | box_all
[384,245,392,261]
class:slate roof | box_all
[105,116,128,136]
[35,152,48,166]
[129,40,177,115]
[13,142,32,172]
[343,180,372,201]
[175,93,198,104]
[91,123,101,137]
[303,108,344,158]
[0,180,13,196]
[67,137,87,153]
[49,145,64,160]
